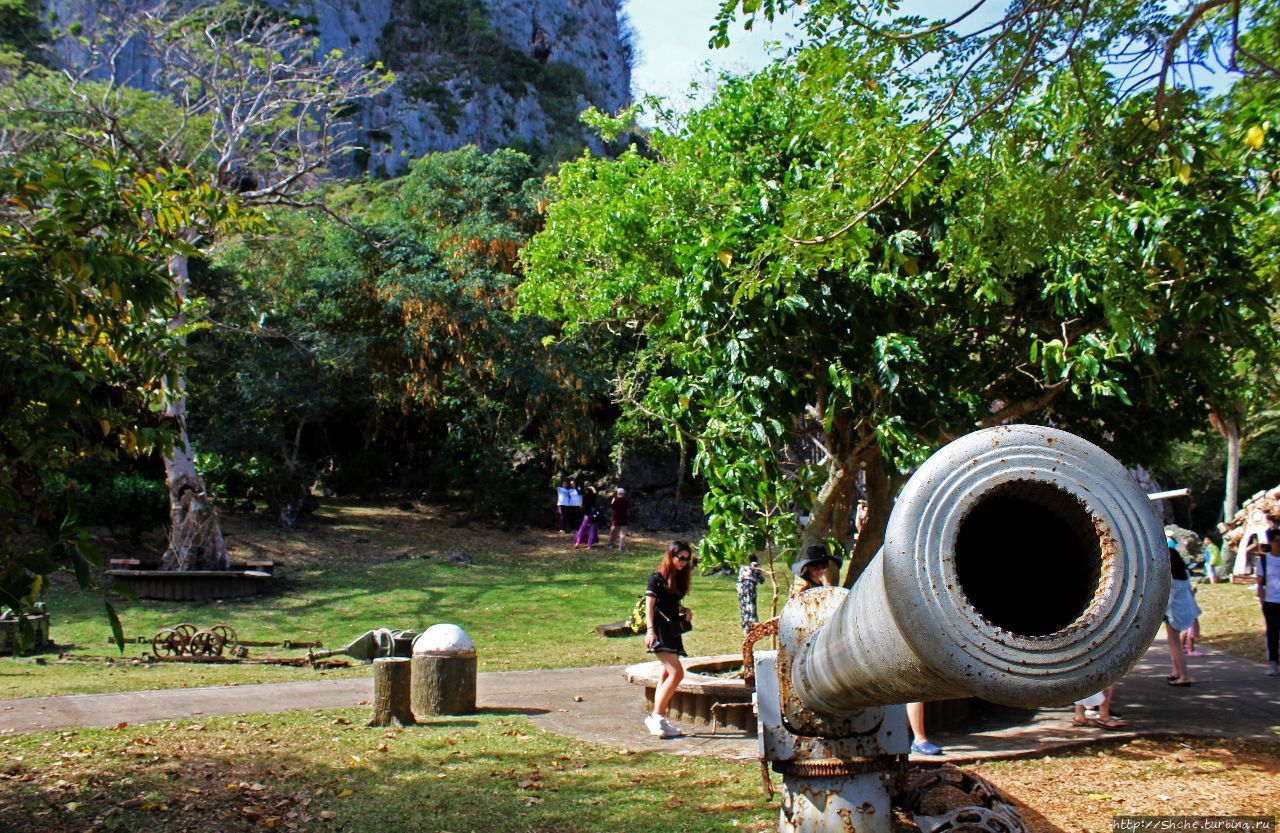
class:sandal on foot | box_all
[1071,718,1101,728]
[1097,717,1127,729]
[1168,678,1193,686]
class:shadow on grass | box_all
[1200,629,1268,665]
[0,714,774,833]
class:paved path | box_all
[2,643,1277,762]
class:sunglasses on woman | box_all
[675,553,692,563]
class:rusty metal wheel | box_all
[917,805,1027,833]
[187,629,223,657]
[903,765,1027,833]
[903,765,1003,813]
[151,628,184,657]
[210,624,237,656]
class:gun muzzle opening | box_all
[955,480,1103,637]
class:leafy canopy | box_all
[521,52,1271,577]
[0,152,238,642]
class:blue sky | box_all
[623,1,798,105]
[623,1,1236,109]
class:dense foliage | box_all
[0,153,235,637]
[1,0,1277,621]
[190,147,606,522]
[521,42,1278,578]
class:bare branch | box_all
[786,6,1053,246]
[1154,0,1232,115]
[978,379,1069,427]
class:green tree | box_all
[521,58,1271,583]
[195,147,603,522]
[711,0,1279,241]
[0,152,233,643]
[3,0,392,568]
[1202,4,1280,521]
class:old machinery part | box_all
[740,616,778,687]
[901,766,1004,813]
[790,425,1168,715]
[151,628,186,657]
[210,624,237,654]
[187,629,224,657]
[912,805,1028,833]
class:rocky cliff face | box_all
[292,0,632,175]
[43,0,632,176]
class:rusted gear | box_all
[774,755,907,778]
[914,805,1028,833]
[151,628,185,657]
[172,623,198,642]
[187,630,223,656]
[902,765,1028,833]
[902,765,1004,812]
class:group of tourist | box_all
[555,478,629,550]
[637,526,1280,743]
[1071,529,1280,734]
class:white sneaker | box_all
[659,717,684,737]
[644,714,666,736]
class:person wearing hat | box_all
[607,487,630,550]
[791,543,842,596]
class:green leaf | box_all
[105,601,126,654]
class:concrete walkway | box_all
[2,643,1277,762]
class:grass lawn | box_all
[5,502,1273,699]
[2,502,793,699]
[0,709,776,833]
[1,713,1275,833]
[1194,580,1271,663]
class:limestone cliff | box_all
[42,0,632,175]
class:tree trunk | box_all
[799,453,859,555]
[1223,419,1241,522]
[842,447,902,588]
[411,652,478,716]
[1209,408,1242,522]
[675,437,689,502]
[160,253,232,572]
[798,412,865,582]
[368,657,417,727]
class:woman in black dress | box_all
[643,540,694,737]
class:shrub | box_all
[77,473,169,542]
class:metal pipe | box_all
[791,425,1169,713]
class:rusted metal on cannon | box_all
[307,628,418,664]
[756,425,1169,833]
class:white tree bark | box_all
[160,253,231,572]
[1222,417,1241,522]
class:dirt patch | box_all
[85,500,682,572]
[967,736,1279,832]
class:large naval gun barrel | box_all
[790,424,1169,716]
[758,426,1171,833]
